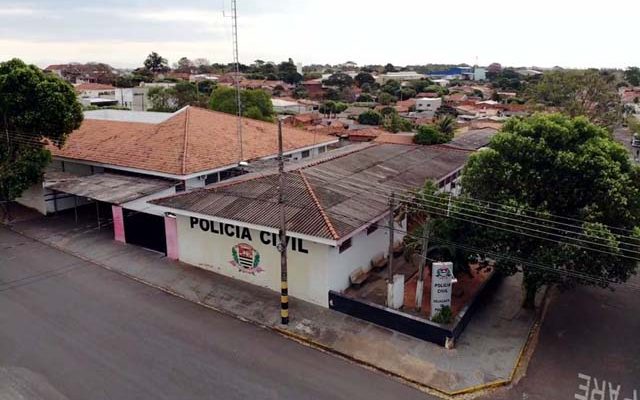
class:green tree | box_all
[411,79,435,93]
[457,114,640,308]
[174,57,194,73]
[434,115,456,136]
[358,110,383,125]
[378,92,396,105]
[384,63,396,73]
[277,58,302,84]
[413,124,452,144]
[323,73,354,88]
[625,67,640,86]
[143,52,169,73]
[354,72,375,87]
[319,101,348,117]
[324,87,341,101]
[381,79,401,96]
[0,59,83,216]
[209,86,274,122]
[356,93,374,102]
[384,113,413,133]
[526,70,622,129]
[147,87,175,112]
[292,85,309,99]
[399,87,417,100]
[173,82,200,108]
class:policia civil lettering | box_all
[189,217,309,254]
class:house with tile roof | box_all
[18,106,338,255]
[149,142,473,306]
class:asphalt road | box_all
[0,227,432,400]
[488,277,640,400]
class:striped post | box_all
[281,281,289,324]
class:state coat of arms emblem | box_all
[230,243,263,274]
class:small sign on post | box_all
[430,262,453,317]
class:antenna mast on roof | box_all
[231,0,244,161]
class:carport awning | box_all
[45,172,176,205]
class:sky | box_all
[0,0,638,70]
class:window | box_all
[301,150,310,158]
[205,173,219,185]
[318,146,326,154]
[366,224,378,235]
[176,181,186,192]
[338,238,352,253]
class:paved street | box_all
[0,227,432,400]
[488,279,640,400]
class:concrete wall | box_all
[326,215,406,294]
[176,215,330,306]
[416,98,442,111]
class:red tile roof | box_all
[374,133,415,145]
[51,106,336,176]
[75,83,116,91]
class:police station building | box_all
[153,143,471,307]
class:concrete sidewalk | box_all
[7,210,539,397]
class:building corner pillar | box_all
[164,214,179,260]
[112,205,126,243]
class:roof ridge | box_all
[299,170,339,241]
[433,144,475,152]
[181,106,190,175]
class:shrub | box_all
[413,124,452,145]
[356,93,374,102]
[431,306,453,324]
[358,110,383,125]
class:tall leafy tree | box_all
[354,72,375,88]
[526,70,622,129]
[209,86,274,122]
[143,52,169,73]
[173,57,195,73]
[277,58,302,84]
[624,67,640,86]
[323,73,354,88]
[421,114,640,308]
[0,59,83,216]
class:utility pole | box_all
[277,118,289,325]
[386,192,395,307]
[415,218,430,311]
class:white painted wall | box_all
[416,98,442,112]
[326,215,406,294]
[176,215,330,306]
[16,182,46,214]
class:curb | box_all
[6,224,548,399]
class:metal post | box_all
[231,0,244,161]
[96,201,101,231]
[74,196,78,224]
[277,119,289,325]
[416,218,430,311]
[386,192,395,307]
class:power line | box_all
[183,186,640,291]
[304,167,640,246]
[297,169,640,258]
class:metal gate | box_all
[123,210,167,254]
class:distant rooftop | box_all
[84,109,174,124]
